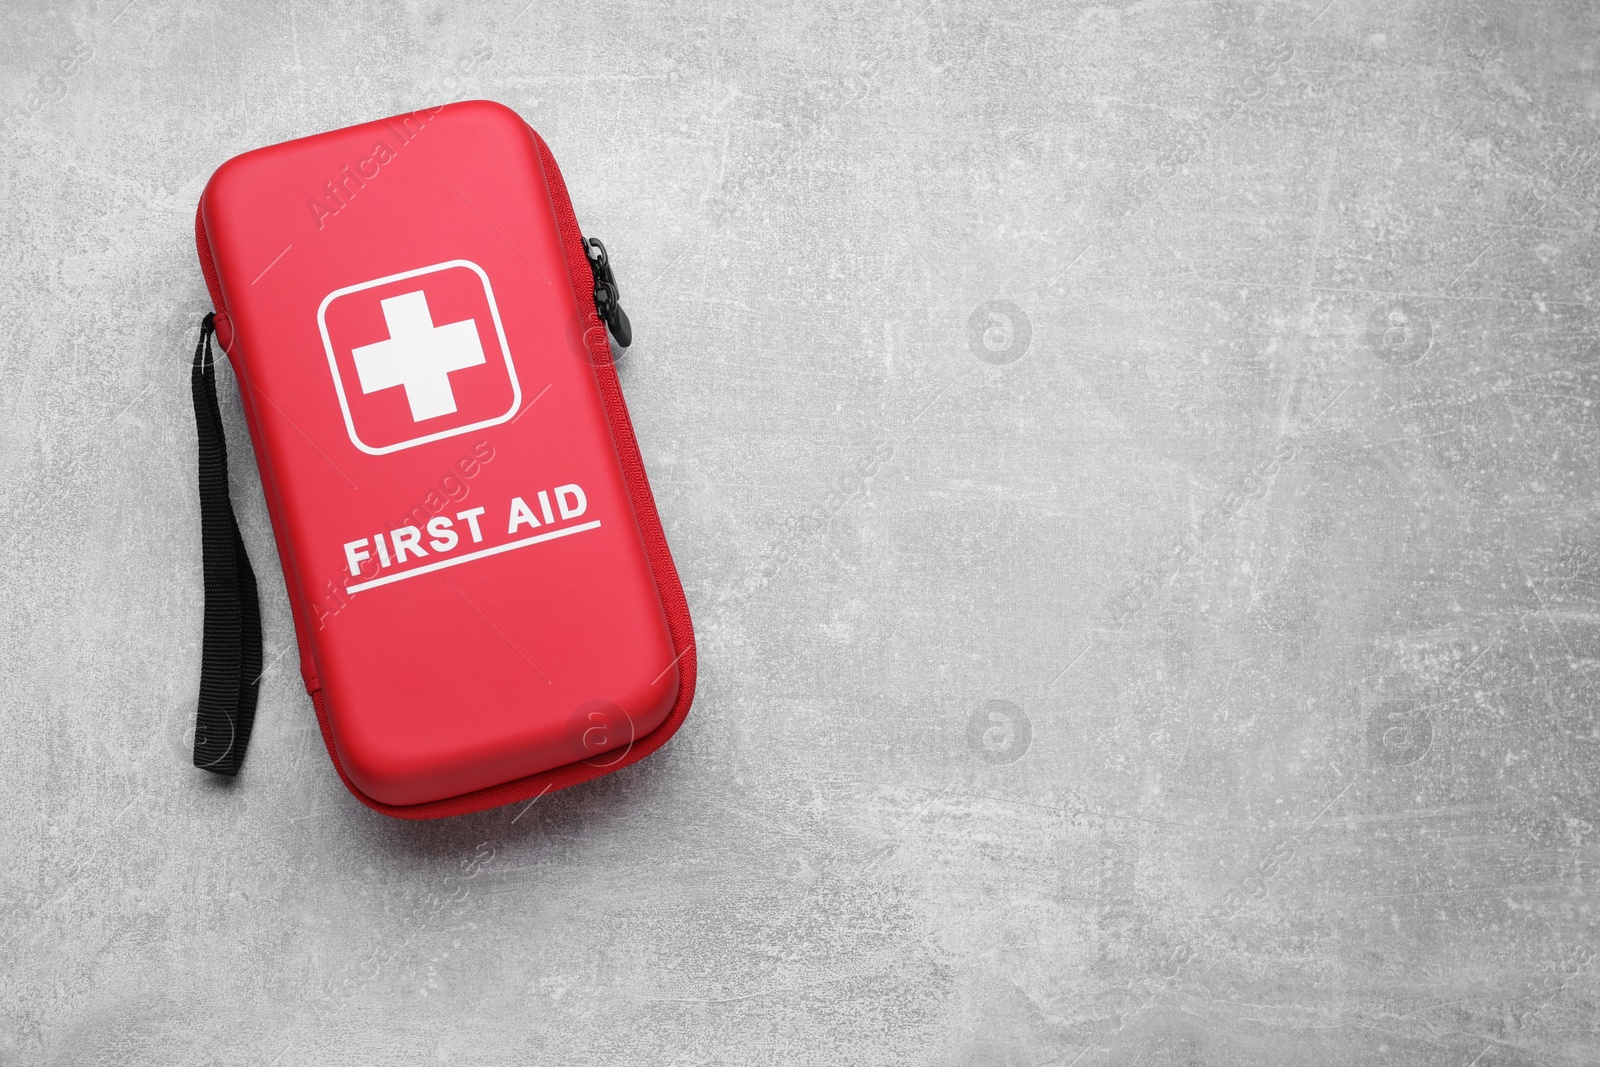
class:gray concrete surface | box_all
[3,0,1599,1063]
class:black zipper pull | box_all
[583,237,632,349]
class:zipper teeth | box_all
[193,201,227,313]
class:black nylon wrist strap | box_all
[190,312,263,775]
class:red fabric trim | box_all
[196,128,698,820]
[195,204,226,313]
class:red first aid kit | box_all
[187,100,695,818]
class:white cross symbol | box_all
[351,290,486,422]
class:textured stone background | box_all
[3,0,1599,1063]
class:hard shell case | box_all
[195,100,695,818]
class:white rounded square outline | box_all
[316,259,522,456]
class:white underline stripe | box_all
[345,520,602,594]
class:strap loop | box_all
[190,312,263,775]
